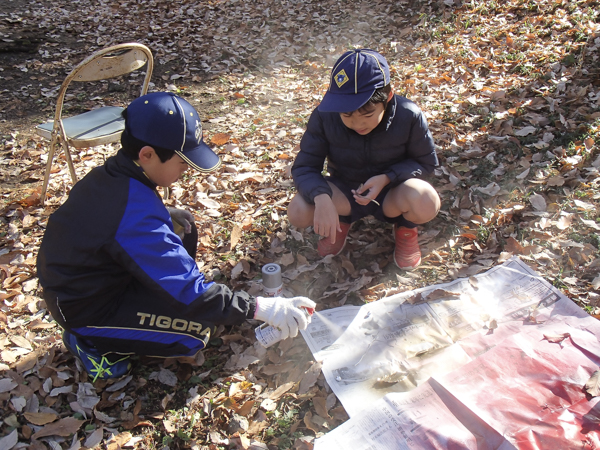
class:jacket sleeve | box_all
[111,179,256,326]
[383,101,438,186]
[189,283,257,327]
[291,108,333,204]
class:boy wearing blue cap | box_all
[288,49,440,270]
[37,92,315,381]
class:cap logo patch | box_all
[334,69,349,88]
[194,119,202,144]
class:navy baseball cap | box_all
[318,49,391,113]
[125,92,221,173]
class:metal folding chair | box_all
[36,43,153,204]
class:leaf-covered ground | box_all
[1,0,599,448]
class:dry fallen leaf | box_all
[211,133,231,146]
[0,378,18,393]
[424,289,461,301]
[0,430,18,450]
[196,197,221,210]
[543,333,570,344]
[247,410,269,435]
[17,188,41,207]
[268,382,295,401]
[298,362,323,395]
[236,400,255,417]
[556,214,573,230]
[312,396,331,419]
[505,237,525,255]
[229,434,251,449]
[23,412,58,426]
[514,126,537,136]
[10,335,32,351]
[83,427,104,449]
[261,362,295,376]
[32,417,83,439]
[280,252,295,266]
[303,411,320,434]
[585,371,600,397]
[469,276,479,289]
[529,193,547,212]
[163,419,176,433]
[547,175,565,187]
[107,432,133,450]
[584,137,595,151]
[230,224,242,250]
[406,292,425,305]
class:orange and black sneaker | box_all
[317,222,351,257]
[393,225,421,270]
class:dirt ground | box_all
[0,0,214,137]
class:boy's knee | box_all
[387,180,440,222]
[287,195,314,228]
[413,188,440,222]
[419,194,440,221]
[419,184,441,214]
[402,180,438,203]
[416,188,440,216]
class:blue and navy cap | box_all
[318,49,391,113]
[125,92,221,173]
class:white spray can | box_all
[261,263,283,296]
[255,306,315,348]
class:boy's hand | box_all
[255,296,317,339]
[313,194,341,244]
[167,207,194,234]
[352,174,390,206]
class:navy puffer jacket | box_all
[292,95,438,204]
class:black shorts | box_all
[327,176,400,224]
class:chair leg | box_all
[61,139,78,185]
[40,134,60,206]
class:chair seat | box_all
[37,43,153,205]
[36,106,125,148]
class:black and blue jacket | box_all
[37,150,255,352]
[292,94,438,204]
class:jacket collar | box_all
[109,150,159,191]
[364,95,397,135]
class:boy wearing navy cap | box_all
[288,49,440,270]
[37,92,315,381]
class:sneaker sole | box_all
[394,255,421,271]
[318,237,348,257]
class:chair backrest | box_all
[52,43,154,124]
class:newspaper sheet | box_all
[315,323,600,449]
[301,258,600,449]
[301,305,361,362]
